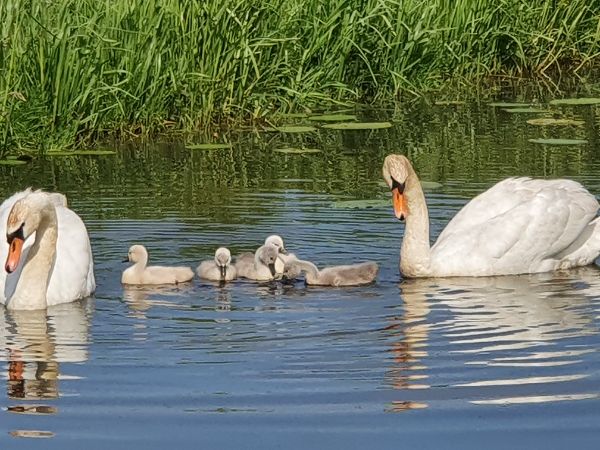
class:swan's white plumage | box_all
[383,154,600,277]
[429,178,600,276]
[0,189,95,308]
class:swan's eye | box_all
[7,222,25,244]
[391,178,405,193]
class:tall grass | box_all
[0,0,598,153]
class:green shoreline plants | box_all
[1,0,599,155]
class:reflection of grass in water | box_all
[1,0,599,153]
[0,99,598,223]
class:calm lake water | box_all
[1,97,600,448]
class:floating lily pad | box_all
[269,125,317,133]
[526,118,584,126]
[307,114,357,122]
[332,199,389,209]
[186,143,232,150]
[434,100,465,106]
[46,152,78,157]
[421,181,443,190]
[529,138,588,145]
[549,98,600,106]
[321,121,392,130]
[274,147,321,154]
[0,159,27,166]
[46,150,116,156]
[489,102,535,107]
[72,150,116,155]
[502,108,548,114]
[273,112,310,119]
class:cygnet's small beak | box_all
[268,263,276,277]
[279,247,288,255]
[122,256,130,263]
[220,265,227,280]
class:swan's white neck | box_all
[9,203,58,310]
[400,170,432,277]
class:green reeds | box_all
[0,0,598,153]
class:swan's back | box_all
[431,177,600,275]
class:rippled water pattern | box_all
[0,100,599,448]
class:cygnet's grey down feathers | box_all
[284,256,378,286]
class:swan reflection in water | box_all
[123,283,233,325]
[385,267,600,408]
[0,299,92,405]
[123,284,197,317]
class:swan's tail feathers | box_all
[557,217,600,270]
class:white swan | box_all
[122,245,194,285]
[0,189,95,310]
[234,244,279,281]
[197,247,237,281]
[382,154,600,277]
[283,256,379,286]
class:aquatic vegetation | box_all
[321,122,392,130]
[549,98,600,106]
[0,159,27,166]
[526,118,584,126]
[0,0,598,154]
[185,143,233,150]
[307,114,358,122]
[502,108,549,114]
[265,126,318,133]
[274,147,321,154]
[529,138,589,145]
[489,102,536,108]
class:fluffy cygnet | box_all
[122,245,194,285]
[235,244,279,281]
[283,256,378,286]
[197,247,237,282]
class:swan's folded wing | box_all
[436,178,598,247]
[431,179,599,275]
[46,206,95,305]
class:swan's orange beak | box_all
[5,237,24,274]
[392,187,408,221]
